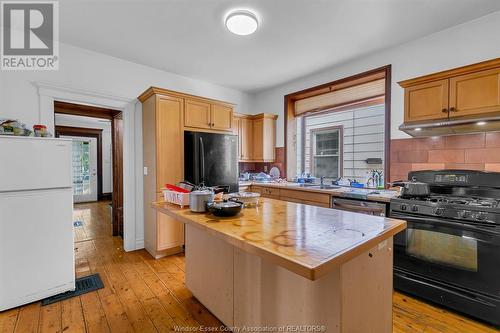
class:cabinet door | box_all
[184,99,211,129]
[211,104,233,131]
[449,67,500,117]
[156,96,184,191]
[157,211,185,250]
[404,79,449,122]
[252,118,264,160]
[240,118,253,161]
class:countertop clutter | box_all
[240,181,400,203]
[153,197,406,280]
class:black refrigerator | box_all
[184,131,239,193]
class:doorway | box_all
[64,136,98,203]
[54,101,124,237]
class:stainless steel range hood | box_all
[399,114,500,137]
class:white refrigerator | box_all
[0,136,75,311]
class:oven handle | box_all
[332,200,385,214]
[390,213,500,238]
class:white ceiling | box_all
[59,0,500,92]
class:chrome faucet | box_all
[320,176,325,187]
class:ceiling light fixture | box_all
[225,10,259,36]
[476,121,487,126]
[414,127,422,131]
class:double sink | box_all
[298,183,341,190]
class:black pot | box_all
[391,180,430,198]
[206,198,244,217]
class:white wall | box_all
[0,42,252,251]
[251,11,500,146]
[0,43,253,129]
[55,114,113,194]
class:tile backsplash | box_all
[239,147,285,178]
[390,132,500,182]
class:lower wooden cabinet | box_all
[250,186,331,208]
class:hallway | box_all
[0,202,497,333]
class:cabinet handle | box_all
[449,107,457,112]
[441,108,448,113]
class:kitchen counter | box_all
[240,181,399,203]
[153,199,406,332]
[153,198,405,280]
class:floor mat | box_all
[41,274,104,306]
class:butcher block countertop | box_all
[153,198,406,280]
[241,181,399,203]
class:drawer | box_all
[260,187,280,198]
[280,196,330,208]
[279,189,330,205]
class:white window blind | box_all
[294,78,385,116]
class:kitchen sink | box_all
[299,184,340,190]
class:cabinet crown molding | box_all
[138,86,235,107]
[398,57,500,87]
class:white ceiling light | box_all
[225,10,258,36]
[476,121,487,126]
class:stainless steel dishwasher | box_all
[331,197,387,216]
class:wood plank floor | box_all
[1,201,498,333]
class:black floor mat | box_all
[41,273,104,306]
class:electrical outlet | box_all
[143,167,148,175]
[264,165,268,172]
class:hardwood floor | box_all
[1,201,498,333]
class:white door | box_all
[61,136,98,203]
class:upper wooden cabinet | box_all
[233,113,277,162]
[184,99,211,129]
[449,67,500,118]
[211,104,233,130]
[404,80,449,122]
[239,117,253,161]
[184,98,233,131]
[400,58,500,123]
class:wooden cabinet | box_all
[404,80,449,122]
[233,113,277,162]
[184,99,211,129]
[141,92,185,259]
[239,118,253,161]
[185,98,233,132]
[211,104,233,130]
[400,58,500,123]
[250,186,331,208]
[252,115,276,162]
[449,67,500,117]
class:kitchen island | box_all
[153,198,406,333]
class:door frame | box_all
[35,81,140,251]
[55,126,103,201]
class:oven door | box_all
[391,212,500,297]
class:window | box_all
[285,66,391,184]
[311,127,341,178]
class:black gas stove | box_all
[390,170,500,326]
[391,194,500,225]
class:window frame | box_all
[284,65,391,186]
[308,125,343,179]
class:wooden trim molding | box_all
[284,65,392,186]
[398,57,500,87]
[55,125,104,200]
[54,101,121,120]
[138,86,235,107]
